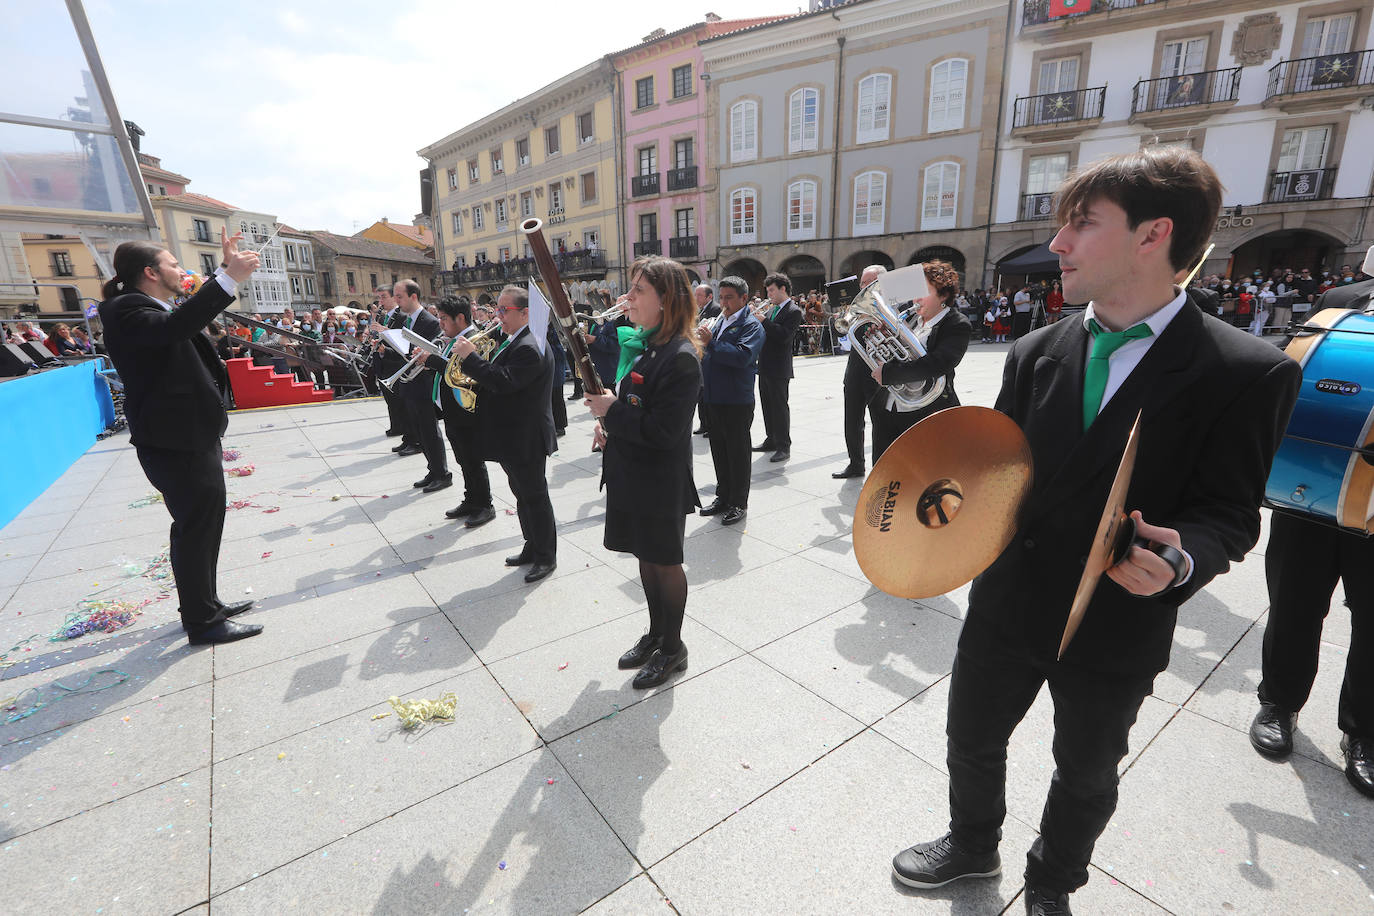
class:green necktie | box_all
[493,338,510,359]
[432,337,454,403]
[768,304,781,321]
[1082,317,1152,430]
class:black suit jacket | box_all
[881,309,972,415]
[375,308,407,375]
[98,280,235,451]
[960,295,1301,675]
[601,335,702,519]
[397,309,442,404]
[757,299,803,378]
[460,325,556,463]
[424,323,482,428]
[697,300,721,322]
[1311,277,1374,313]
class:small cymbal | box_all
[853,406,1032,599]
[1058,412,1142,659]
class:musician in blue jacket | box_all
[695,275,764,526]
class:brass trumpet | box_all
[591,296,629,324]
[380,330,447,391]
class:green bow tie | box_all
[1082,317,1152,430]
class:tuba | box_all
[834,279,946,411]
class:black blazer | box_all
[757,299,803,378]
[397,309,442,404]
[697,300,721,322]
[601,335,702,519]
[424,323,483,428]
[460,325,556,463]
[98,280,235,451]
[880,309,972,417]
[374,308,407,375]
[960,295,1301,675]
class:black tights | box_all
[640,560,687,654]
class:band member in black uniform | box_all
[452,285,558,583]
[585,257,702,689]
[693,283,720,436]
[393,280,450,493]
[371,286,409,445]
[869,260,972,463]
[421,297,495,527]
[753,273,803,462]
[97,231,264,645]
[1249,271,1374,798]
[833,264,885,479]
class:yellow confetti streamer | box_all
[370,712,390,720]
[386,692,457,729]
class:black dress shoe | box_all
[1341,734,1374,798]
[391,441,409,453]
[505,551,533,567]
[632,644,687,689]
[832,464,864,479]
[618,634,663,670]
[464,505,496,528]
[384,428,402,437]
[524,561,556,583]
[221,599,254,618]
[556,428,567,437]
[769,449,790,463]
[413,475,432,488]
[445,501,476,519]
[751,441,774,452]
[422,474,453,493]
[693,426,706,434]
[1249,702,1297,759]
[699,498,727,517]
[891,833,1000,889]
[396,444,422,457]
[1025,885,1073,916]
[720,506,746,526]
[187,619,264,646]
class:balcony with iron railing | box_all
[666,166,698,192]
[1265,49,1374,112]
[668,236,699,259]
[1022,0,1161,28]
[451,250,609,287]
[1010,86,1106,139]
[1019,193,1056,222]
[1130,67,1241,127]
[1267,167,1339,204]
[631,173,660,197]
[633,239,662,257]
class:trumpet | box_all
[591,296,629,324]
[381,329,448,391]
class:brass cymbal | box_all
[1058,412,1142,660]
[853,406,1032,599]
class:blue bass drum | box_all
[1265,308,1374,534]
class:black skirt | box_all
[604,507,688,565]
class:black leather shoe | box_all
[187,619,264,646]
[1249,702,1297,759]
[413,475,433,488]
[384,428,402,437]
[699,498,727,517]
[1025,885,1073,916]
[632,644,687,689]
[567,392,581,402]
[751,441,774,452]
[891,833,1000,889]
[445,501,476,519]
[391,441,409,453]
[618,634,662,670]
[524,561,556,583]
[720,506,746,526]
[464,505,496,528]
[396,444,422,457]
[693,426,708,435]
[422,475,453,493]
[505,551,533,567]
[1341,734,1374,798]
[832,464,864,479]
[769,449,790,463]
[221,599,254,618]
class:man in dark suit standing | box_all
[890,147,1301,915]
[753,272,802,463]
[697,276,764,526]
[693,283,720,436]
[392,280,450,493]
[1249,268,1374,799]
[97,231,264,645]
[833,264,885,479]
[452,285,558,582]
[370,286,408,444]
[423,297,495,527]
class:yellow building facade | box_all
[419,59,625,305]
[19,233,104,317]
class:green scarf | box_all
[614,324,659,386]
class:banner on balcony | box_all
[1164,73,1205,106]
[1047,0,1087,18]
[1312,53,1357,86]
[1285,171,1321,200]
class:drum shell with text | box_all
[1265,309,1374,534]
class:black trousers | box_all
[758,374,791,448]
[502,456,556,564]
[403,396,448,480]
[441,410,491,507]
[1259,511,1374,738]
[136,443,228,632]
[1012,311,1032,339]
[550,379,568,432]
[697,392,710,433]
[380,381,408,440]
[946,643,1154,894]
[706,402,753,509]
[869,393,959,465]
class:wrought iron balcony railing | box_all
[1132,67,1241,113]
[1267,167,1338,203]
[666,166,698,191]
[668,235,699,259]
[1020,193,1056,221]
[1011,86,1106,129]
[633,239,662,257]
[1022,0,1160,27]
[1267,49,1374,98]
[631,173,660,197]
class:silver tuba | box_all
[834,279,946,411]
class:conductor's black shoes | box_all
[1342,734,1374,798]
[187,619,264,646]
[1025,886,1073,916]
[891,833,1000,889]
[1249,702,1296,759]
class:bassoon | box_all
[521,218,605,396]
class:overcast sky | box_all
[67,1,788,234]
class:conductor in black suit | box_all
[753,272,803,462]
[97,231,264,645]
[869,260,972,463]
[392,280,451,493]
[451,285,558,583]
[890,147,1301,914]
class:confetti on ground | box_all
[128,493,163,509]
[222,449,242,461]
[2,669,129,725]
[497,861,507,871]
[557,663,568,671]
[277,752,286,761]
[50,600,147,641]
[386,692,457,729]
[261,551,273,559]
[370,712,390,720]
[225,465,255,477]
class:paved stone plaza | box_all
[1,344,1369,915]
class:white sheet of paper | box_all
[879,264,931,305]
[380,328,411,355]
[1362,243,1374,279]
[527,279,550,356]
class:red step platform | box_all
[226,357,333,409]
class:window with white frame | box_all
[788,87,820,153]
[520,192,533,219]
[1278,126,1330,172]
[1026,153,1069,194]
[853,171,886,235]
[472,206,484,230]
[729,100,758,163]
[786,180,817,240]
[729,188,757,243]
[548,183,563,211]
[494,198,507,225]
[1301,13,1354,57]
[638,145,657,177]
[303,276,315,296]
[675,208,695,237]
[857,73,892,143]
[921,162,960,230]
[929,59,968,133]
[447,167,457,190]
[452,211,462,234]
[1160,38,1207,76]
[291,276,302,296]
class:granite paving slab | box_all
[580,873,671,914]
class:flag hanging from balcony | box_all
[1047,0,1087,18]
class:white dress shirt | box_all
[1081,287,1187,418]
[151,270,237,312]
